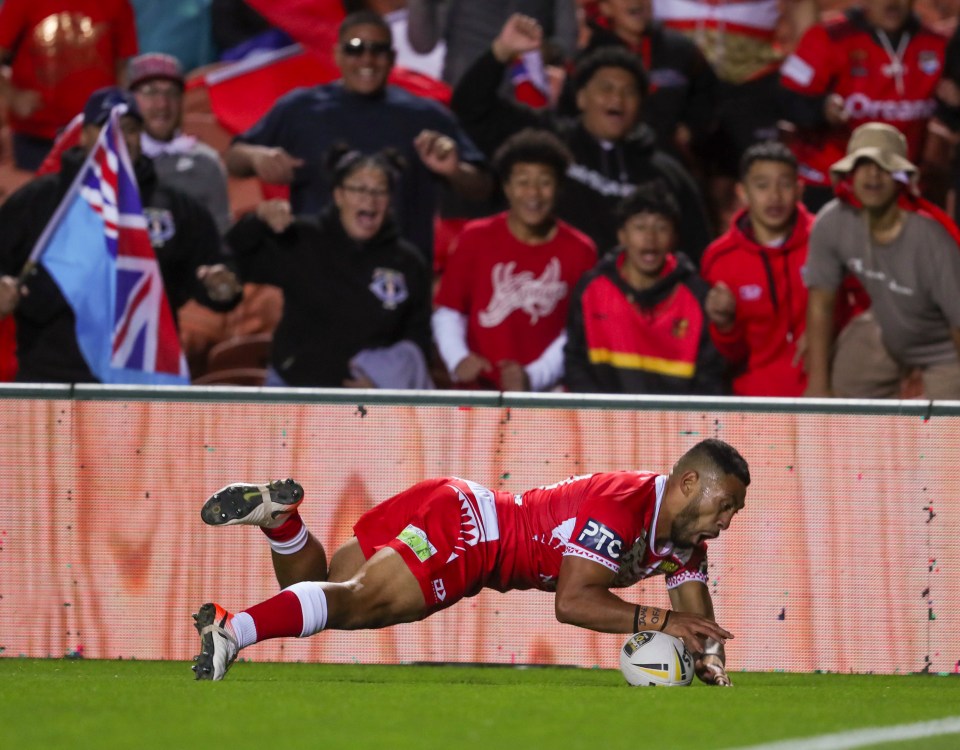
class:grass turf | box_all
[1,659,958,749]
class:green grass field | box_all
[1,659,958,749]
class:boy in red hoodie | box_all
[701,142,813,396]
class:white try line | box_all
[724,716,960,750]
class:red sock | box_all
[242,590,304,641]
[261,512,304,542]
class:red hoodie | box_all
[700,205,813,396]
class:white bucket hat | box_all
[829,122,917,183]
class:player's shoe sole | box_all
[192,602,238,681]
[201,479,303,528]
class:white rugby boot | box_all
[201,479,303,529]
[191,602,238,681]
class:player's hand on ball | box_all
[663,611,733,653]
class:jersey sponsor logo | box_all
[432,578,447,602]
[738,283,763,301]
[843,93,936,122]
[658,560,680,573]
[781,54,814,87]
[397,524,436,562]
[575,519,624,562]
[478,258,568,327]
[369,268,409,310]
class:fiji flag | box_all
[29,106,190,385]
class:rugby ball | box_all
[619,631,694,687]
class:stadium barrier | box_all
[0,385,957,675]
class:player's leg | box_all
[192,478,473,681]
[192,545,424,680]
[201,479,328,586]
[327,537,368,582]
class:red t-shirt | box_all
[0,0,138,140]
[434,212,596,386]
[780,12,945,186]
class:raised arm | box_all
[450,14,547,154]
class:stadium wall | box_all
[0,385,957,675]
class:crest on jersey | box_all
[144,207,175,247]
[369,267,408,309]
[918,52,941,76]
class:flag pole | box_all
[21,107,124,279]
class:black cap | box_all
[82,87,143,127]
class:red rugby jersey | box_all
[492,471,708,592]
[780,10,946,186]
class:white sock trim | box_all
[285,581,328,637]
[231,611,257,650]
[267,525,308,555]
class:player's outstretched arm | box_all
[555,557,726,641]
[669,581,734,686]
[555,556,644,632]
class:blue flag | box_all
[31,107,190,385]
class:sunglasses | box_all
[341,38,393,57]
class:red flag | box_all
[199,45,338,135]
[242,0,344,56]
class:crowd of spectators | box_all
[0,0,958,400]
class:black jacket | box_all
[560,20,718,158]
[451,49,712,261]
[227,205,431,387]
[0,147,237,383]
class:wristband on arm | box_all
[632,605,671,632]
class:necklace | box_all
[877,29,910,96]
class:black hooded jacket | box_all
[226,204,431,387]
[451,49,712,260]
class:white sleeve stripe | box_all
[563,545,619,573]
[781,54,814,87]
[664,570,708,589]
